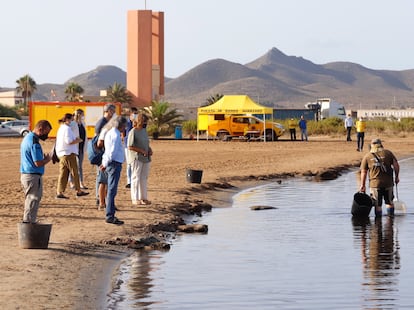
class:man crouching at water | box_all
[359,138,400,217]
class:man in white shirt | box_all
[99,116,128,225]
[344,114,353,141]
[55,113,89,198]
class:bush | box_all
[182,120,197,134]
[0,104,20,118]
[307,117,345,135]
[280,116,414,136]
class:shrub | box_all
[182,120,197,134]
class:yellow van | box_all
[0,117,17,124]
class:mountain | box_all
[164,47,414,109]
[27,47,414,110]
[35,65,126,101]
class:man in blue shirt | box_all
[100,116,128,225]
[20,120,52,223]
[298,115,308,141]
[94,103,116,208]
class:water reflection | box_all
[109,252,164,309]
[110,158,414,309]
[352,216,400,308]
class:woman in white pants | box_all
[127,113,152,205]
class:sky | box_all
[1,0,414,87]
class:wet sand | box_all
[1,133,413,309]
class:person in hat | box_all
[359,138,400,217]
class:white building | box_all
[357,109,414,120]
[0,90,23,107]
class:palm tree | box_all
[64,82,84,102]
[202,93,223,107]
[105,82,133,108]
[143,100,182,139]
[15,74,37,111]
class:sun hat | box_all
[370,138,383,153]
[371,138,382,145]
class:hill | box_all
[15,47,414,111]
[164,47,414,109]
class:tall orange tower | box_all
[127,10,164,107]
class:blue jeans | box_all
[301,129,308,141]
[105,161,122,220]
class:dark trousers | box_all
[357,132,365,151]
[346,127,352,141]
[289,129,296,141]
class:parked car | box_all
[0,120,30,137]
[0,116,17,124]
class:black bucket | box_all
[17,222,52,249]
[351,192,373,218]
[186,169,203,184]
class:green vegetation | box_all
[202,94,223,107]
[0,104,20,119]
[64,82,84,102]
[15,74,37,112]
[142,100,182,138]
[104,82,133,108]
[182,120,197,135]
[278,117,414,137]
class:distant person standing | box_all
[298,115,308,141]
[69,109,88,189]
[344,114,353,141]
[20,120,52,223]
[288,118,296,141]
[356,117,367,151]
[124,107,138,189]
[100,116,128,225]
[360,138,400,217]
[128,113,153,206]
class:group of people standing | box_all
[93,104,152,225]
[288,115,308,141]
[18,107,400,227]
[19,103,152,226]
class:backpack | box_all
[87,135,104,165]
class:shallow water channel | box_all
[108,158,414,309]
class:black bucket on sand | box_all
[17,222,52,249]
[186,169,203,184]
[351,192,373,218]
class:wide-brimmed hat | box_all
[370,138,383,152]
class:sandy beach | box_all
[1,133,413,309]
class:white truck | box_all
[305,98,346,120]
